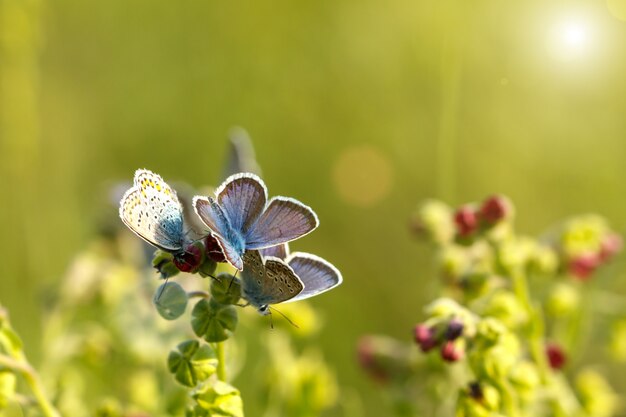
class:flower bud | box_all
[568,253,599,281]
[173,241,205,273]
[546,343,566,370]
[357,336,415,383]
[414,324,438,352]
[576,369,617,417]
[599,233,623,262]
[409,200,455,244]
[454,206,478,237]
[441,340,464,362]
[479,195,512,225]
[152,250,180,279]
[444,319,464,341]
[546,283,580,318]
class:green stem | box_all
[188,291,210,299]
[216,342,226,381]
[0,354,60,417]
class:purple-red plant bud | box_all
[444,319,464,341]
[546,343,567,370]
[204,234,226,263]
[468,381,483,400]
[357,337,389,383]
[479,195,510,224]
[568,254,599,281]
[599,233,623,262]
[441,341,463,362]
[414,324,438,352]
[173,243,204,273]
[454,206,478,237]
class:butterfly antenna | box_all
[228,270,238,291]
[268,306,299,329]
[155,277,170,302]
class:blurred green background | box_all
[2,0,626,415]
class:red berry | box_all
[568,254,599,280]
[479,195,511,224]
[454,206,478,237]
[441,341,463,362]
[546,343,566,370]
[414,324,438,352]
[599,233,623,262]
[173,243,204,273]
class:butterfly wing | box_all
[193,196,244,270]
[240,250,303,308]
[245,197,319,249]
[119,181,184,252]
[260,243,289,260]
[216,173,267,235]
[283,252,342,303]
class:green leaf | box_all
[193,381,244,417]
[168,340,218,387]
[191,300,238,343]
[154,282,188,320]
[210,274,241,305]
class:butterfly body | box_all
[193,173,319,270]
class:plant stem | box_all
[188,290,210,299]
[0,354,60,417]
[216,342,226,381]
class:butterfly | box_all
[193,173,319,271]
[119,169,188,252]
[240,244,343,315]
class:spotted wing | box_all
[283,252,342,303]
[240,250,303,308]
[119,187,184,252]
[246,197,319,249]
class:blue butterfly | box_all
[119,169,187,252]
[240,244,343,314]
[193,173,319,270]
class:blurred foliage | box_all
[2,0,626,415]
[359,196,623,416]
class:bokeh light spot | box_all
[332,145,393,207]
[607,0,626,21]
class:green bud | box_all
[509,360,540,402]
[193,380,244,417]
[168,340,218,387]
[481,384,500,411]
[497,236,536,273]
[475,318,507,347]
[210,274,241,305]
[472,344,517,381]
[438,245,469,280]
[546,282,580,318]
[154,282,188,320]
[482,291,527,329]
[425,298,464,318]
[529,245,559,275]
[153,250,180,279]
[186,405,209,417]
[94,398,122,417]
[575,369,618,417]
[191,299,238,343]
[0,372,15,409]
[198,258,217,278]
[561,215,608,258]
[410,200,455,244]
